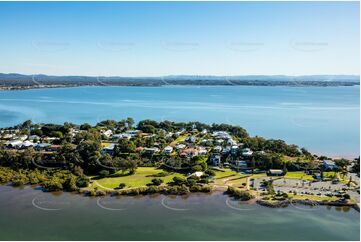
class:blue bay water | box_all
[0,85,359,157]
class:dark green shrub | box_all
[151,178,163,186]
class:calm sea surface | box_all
[0,185,359,241]
[0,86,359,157]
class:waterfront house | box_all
[323,160,337,171]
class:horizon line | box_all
[1,72,360,78]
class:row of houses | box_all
[4,139,61,152]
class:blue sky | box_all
[0,1,359,76]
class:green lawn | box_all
[213,168,238,179]
[91,167,185,190]
[225,176,249,188]
[284,171,314,180]
[169,134,189,146]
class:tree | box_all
[172,176,186,185]
[59,142,81,168]
[335,158,349,179]
[140,124,155,134]
[43,177,63,192]
[116,139,136,154]
[301,147,312,158]
[126,117,134,129]
[76,140,102,172]
[205,169,216,176]
[351,157,360,174]
[282,162,288,175]
[21,120,32,129]
[191,165,203,172]
[64,175,78,191]
[251,157,256,174]
[118,183,126,189]
[30,128,43,136]
[113,157,138,174]
[335,158,349,169]
[80,123,92,130]
[99,170,110,178]
[76,176,90,187]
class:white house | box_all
[198,146,208,155]
[102,129,113,138]
[28,135,40,141]
[163,146,173,154]
[2,133,15,139]
[6,140,23,148]
[212,131,231,139]
[242,148,253,157]
[175,143,186,149]
[22,140,34,148]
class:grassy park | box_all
[91,167,185,190]
[283,171,314,180]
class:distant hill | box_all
[0,73,359,89]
